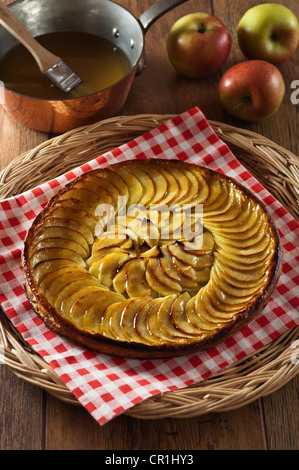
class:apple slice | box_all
[213,268,267,300]
[218,244,273,266]
[203,178,227,211]
[215,230,272,256]
[159,246,199,290]
[124,215,150,242]
[74,180,113,205]
[185,295,219,331]
[126,258,152,298]
[201,292,242,324]
[218,239,273,265]
[54,277,106,312]
[127,167,155,207]
[218,218,266,241]
[147,295,182,343]
[215,252,273,281]
[48,204,98,231]
[103,300,132,341]
[213,213,266,241]
[206,200,262,233]
[157,294,195,341]
[130,299,162,345]
[86,246,125,268]
[205,197,243,223]
[217,223,270,248]
[29,247,85,268]
[110,166,143,205]
[146,258,182,295]
[42,216,94,245]
[143,167,168,205]
[107,221,140,243]
[173,258,211,284]
[213,260,266,289]
[99,168,129,200]
[83,291,125,333]
[204,185,234,219]
[203,280,250,314]
[186,166,210,205]
[168,165,193,204]
[45,272,97,306]
[168,259,200,290]
[156,168,179,206]
[167,242,211,270]
[170,292,202,335]
[59,187,109,207]
[195,290,237,328]
[54,197,96,215]
[140,218,160,247]
[204,202,250,233]
[166,165,190,204]
[92,236,134,254]
[96,227,137,244]
[31,236,88,258]
[97,301,122,339]
[182,231,215,254]
[92,252,132,287]
[140,244,161,259]
[119,296,153,342]
[81,174,120,205]
[32,258,79,284]
[112,258,136,294]
[159,209,186,242]
[61,285,106,320]
[69,288,113,329]
[172,168,200,207]
[39,265,86,294]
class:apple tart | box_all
[22,159,281,358]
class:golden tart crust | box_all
[22,159,282,358]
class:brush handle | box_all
[0,1,61,72]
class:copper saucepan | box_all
[0,0,188,134]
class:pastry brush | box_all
[0,1,88,95]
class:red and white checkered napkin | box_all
[1,107,298,425]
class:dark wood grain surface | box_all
[0,0,298,451]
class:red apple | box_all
[218,60,285,121]
[238,4,299,66]
[166,13,231,79]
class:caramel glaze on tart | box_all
[22,159,282,358]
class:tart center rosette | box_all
[22,159,281,358]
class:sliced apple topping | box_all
[29,247,85,269]
[142,167,168,205]
[125,167,155,207]
[109,166,143,205]
[42,216,94,245]
[49,203,98,231]
[89,252,132,287]
[83,291,125,333]
[23,159,280,355]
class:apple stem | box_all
[270,32,279,42]
[233,96,252,111]
[197,23,207,33]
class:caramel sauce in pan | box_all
[0,31,132,99]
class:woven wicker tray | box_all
[1,114,298,419]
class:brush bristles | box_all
[68,82,96,98]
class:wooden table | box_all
[0,0,298,451]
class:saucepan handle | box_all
[136,0,189,74]
[139,0,189,33]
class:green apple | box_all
[166,13,231,79]
[238,4,299,65]
[218,60,285,121]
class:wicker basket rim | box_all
[0,113,298,420]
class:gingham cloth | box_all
[0,107,298,425]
